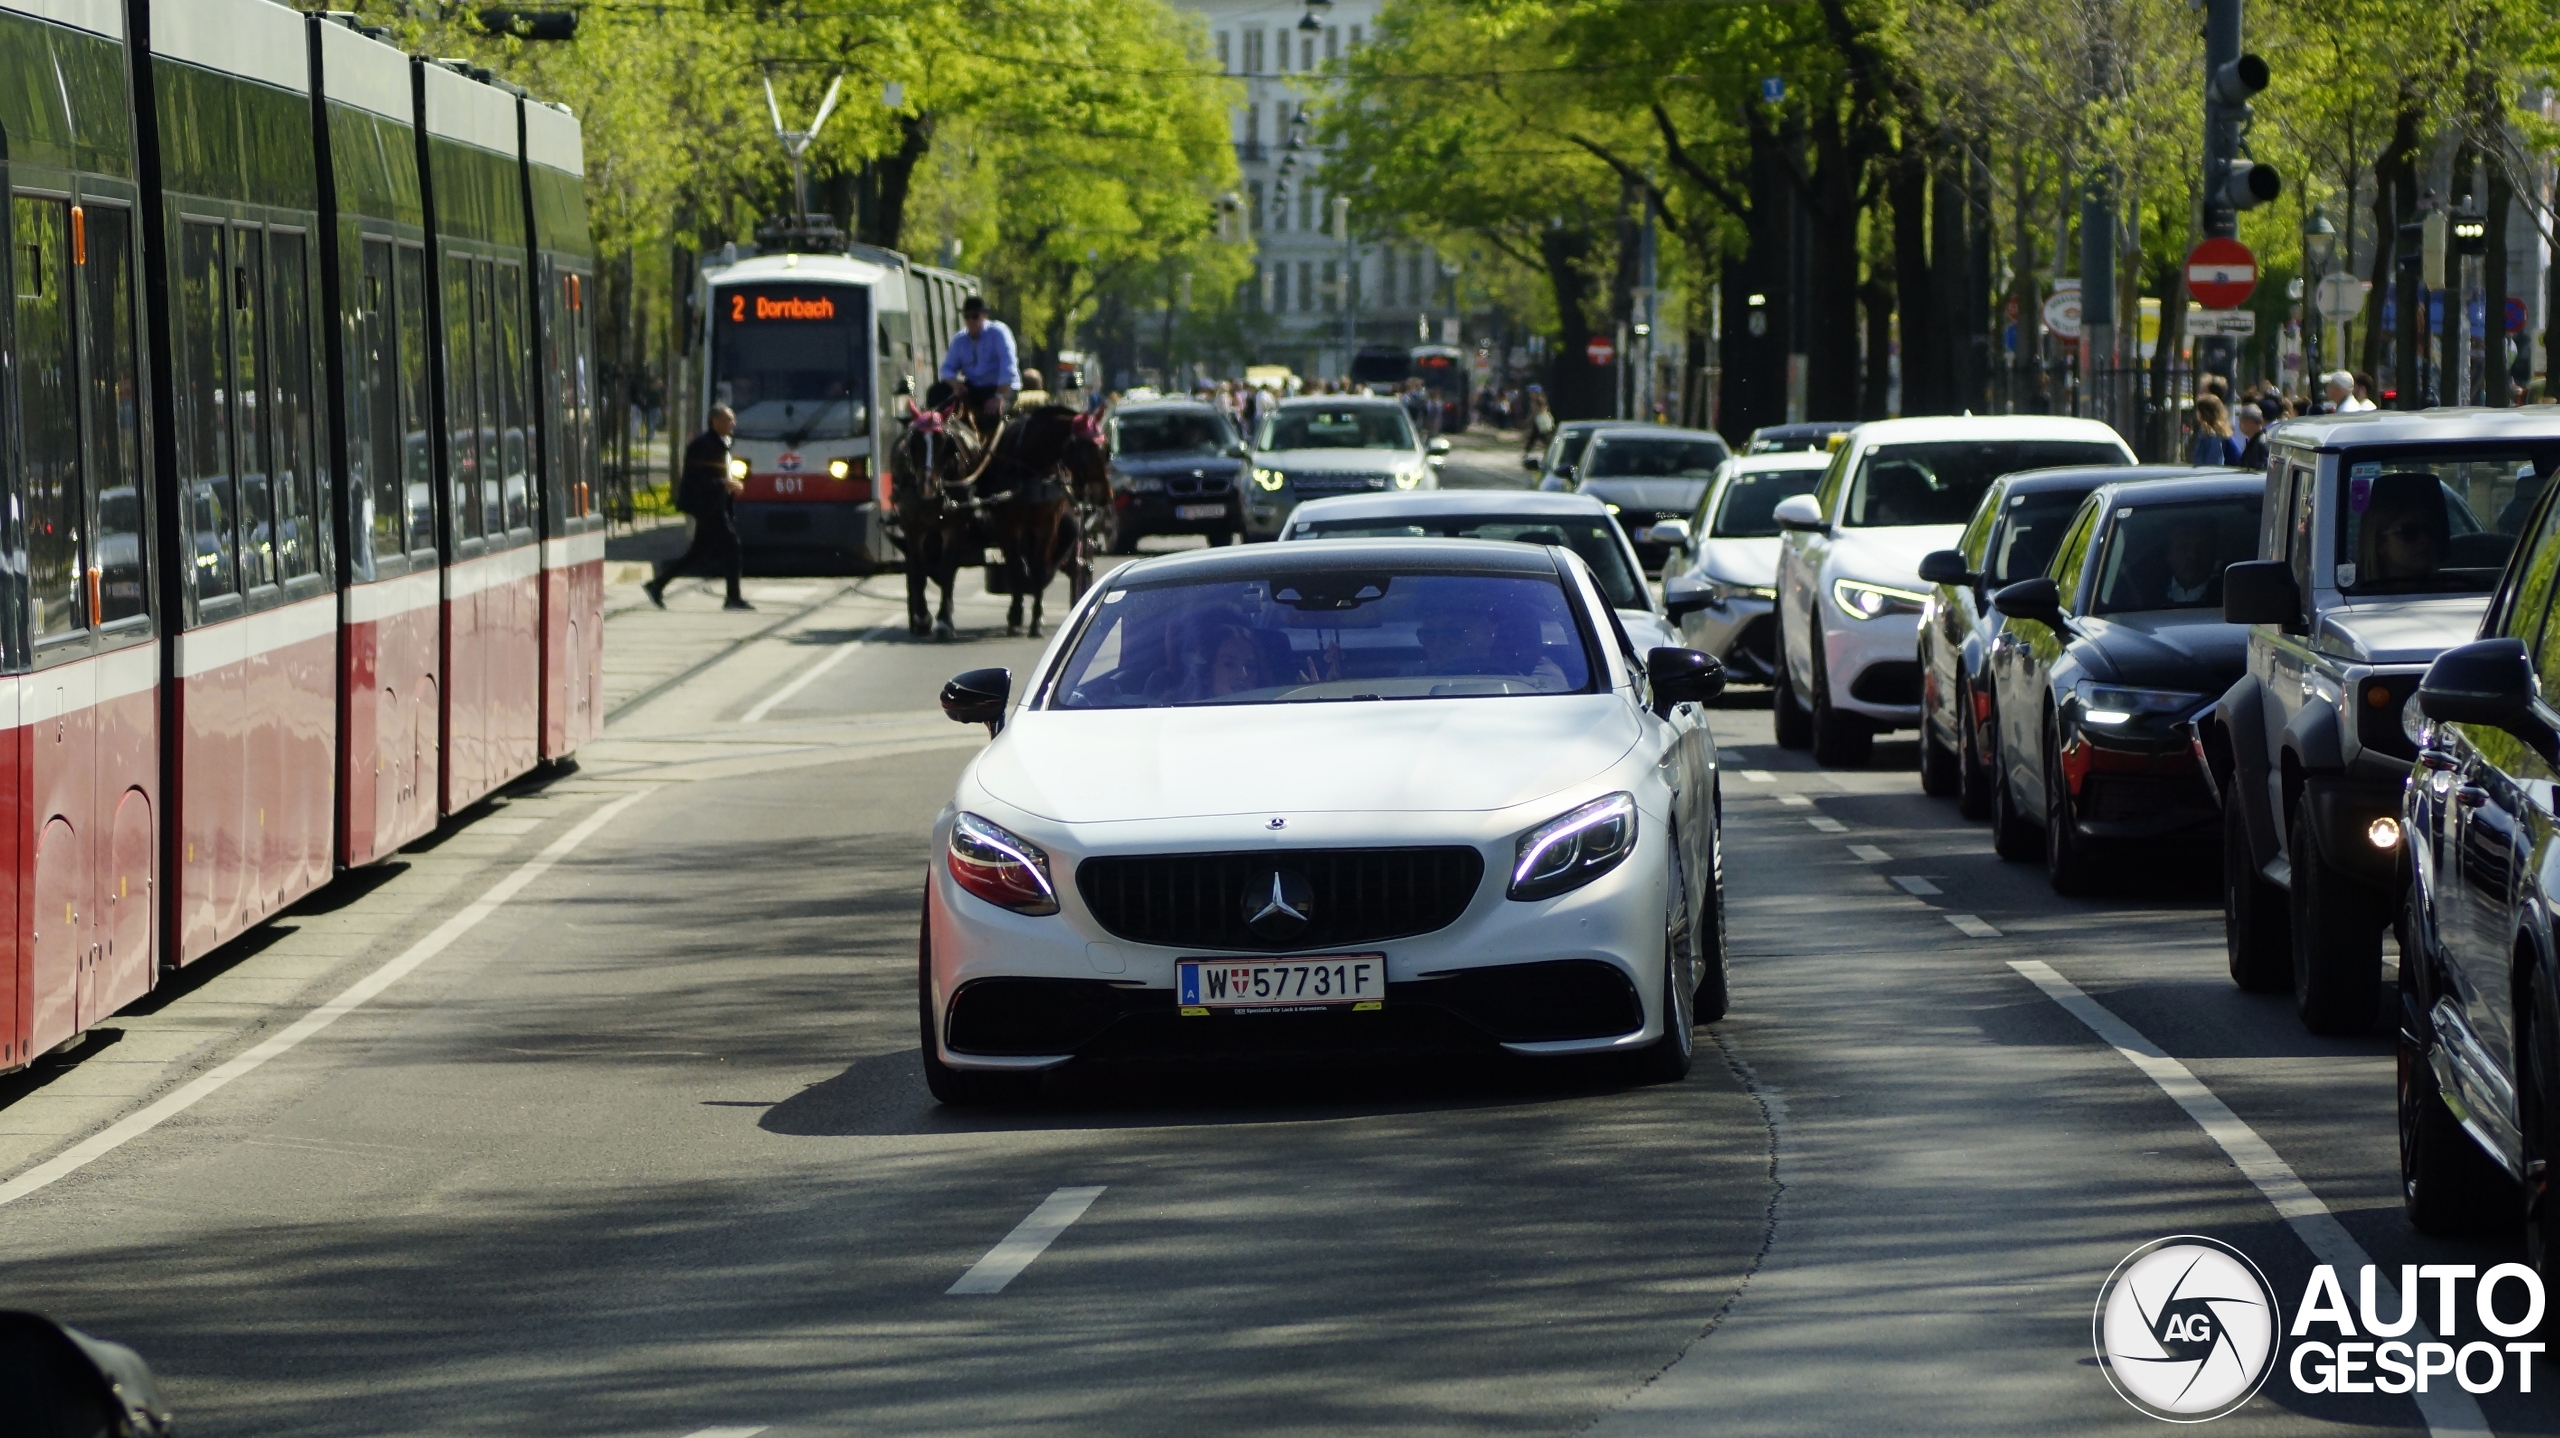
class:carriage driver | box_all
[940,295,1019,437]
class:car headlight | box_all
[2401,690,2427,747]
[1831,578,1927,620]
[1509,792,1638,901]
[1252,467,1287,491]
[946,812,1059,915]
[2074,680,2204,727]
[1395,467,1422,489]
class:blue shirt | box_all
[941,320,1020,390]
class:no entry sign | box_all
[1586,335,1616,367]
[2187,238,2257,309]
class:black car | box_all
[1918,465,2224,816]
[1979,473,2264,893]
[1106,401,1248,551]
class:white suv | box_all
[1773,416,2134,764]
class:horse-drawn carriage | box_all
[886,393,1111,640]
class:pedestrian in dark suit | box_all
[645,405,752,610]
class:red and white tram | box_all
[0,0,602,1069]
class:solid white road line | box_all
[1777,794,1812,808]
[1740,769,1776,783]
[741,625,894,723]
[1848,844,1891,863]
[2008,959,2487,1436]
[1945,913,2000,937]
[1891,875,1942,896]
[1806,816,1846,833]
[0,788,662,1210]
[680,1429,769,1437]
[948,1186,1107,1295]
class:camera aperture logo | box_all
[2094,1236,2280,1422]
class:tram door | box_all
[12,194,155,1057]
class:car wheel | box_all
[1693,821,1730,1024]
[2523,969,2560,1332]
[1807,624,1872,767]
[2401,949,2512,1234]
[2043,718,2101,895]
[2290,806,2386,1034]
[1631,844,1698,1084]
[1987,717,2039,862]
[2224,799,2291,992]
[1955,680,1994,821]
[1773,660,1813,750]
[1920,684,1961,797]
[917,889,1036,1107]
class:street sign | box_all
[2313,272,2369,318]
[2509,297,2528,335]
[2188,307,2257,336]
[1586,335,1616,367]
[1761,76,1785,103]
[2186,237,2257,309]
[2043,289,2082,339]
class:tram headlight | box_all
[828,457,852,480]
[727,457,749,481]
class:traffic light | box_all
[2450,213,2490,257]
[2200,0,2277,228]
[2208,53,2269,105]
[2222,158,2281,210]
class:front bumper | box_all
[2058,723,2219,840]
[1681,596,1777,683]
[923,810,1674,1070]
[1817,594,1924,727]
[737,500,890,570]
[1114,488,1242,539]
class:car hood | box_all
[1697,537,1780,589]
[1619,610,1681,653]
[1827,524,1966,588]
[975,697,1643,822]
[2314,594,2492,665]
[1115,452,1243,476]
[1579,477,1712,514]
[2075,612,2251,692]
[1258,448,1419,474]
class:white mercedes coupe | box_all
[922,539,1729,1104]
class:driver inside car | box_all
[2356,473,2449,585]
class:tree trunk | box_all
[1930,161,1977,412]
[1801,110,1864,420]
[1891,144,1937,416]
[1540,224,1607,420]
[867,111,936,252]
[1860,273,1894,417]
[2486,157,2512,406]
[2364,98,2421,389]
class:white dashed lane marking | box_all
[1777,794,1813,808]
[680,1428,769,1437]
[1890,875,1942,896]
[1740,769,1776,782]
[1847,844,1890,863]
[1946,914,2001,938]
[949,1186,1107,1295]
[1806,816,1847,834]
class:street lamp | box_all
[2303,207,2337,390]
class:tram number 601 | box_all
[773,476,802,494]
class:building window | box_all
[1274,264,1289,312]
[1301,35,1315,69]
[1350,24,1362,48]
[1297,187,1313,232]
[1411,254,1426,306]
[1246,103,1260,146]
[1243,28,1263,73]
[1298,262,1314,313]
[1248,180,1264,232]
[1325,26,1339,61]
[1321,261,1338,313]
[1276,28,1289,71]
[1217,31,1230,70]
[1381,246,1396,306]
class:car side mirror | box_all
[1645,518,1693,549]
[1771,494,1828,533]
[2420,638,2557,758]
[1428,437,1452,456]
[1647,647,1725,716]
[941,666,1012,736]
[1917,549,1975,587]
[1990,577,2071,633]
[0,1310,171,1438]
[2221,560,2302,630]
[1663,576,1714,622]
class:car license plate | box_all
[1178,955,1385,1015]
[1174,503,1225,520]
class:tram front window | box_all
[713,284,871,443]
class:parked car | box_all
[2201,409,2560,1033]
[1243,397,1447,541]
[1532,420,1629,490]
[1772,416,2136,765]
[1281,489,1681,651]
[1744,421,1856,455]
[1654,450,1832,684]
[1106,399,1248,551]
[1572,427,1733,571]
[1915,465,2220,813]
[1974,473,2264,892]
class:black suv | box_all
[1106,401,1247,551]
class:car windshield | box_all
[1846,440,2126,528]
[1712,466,1823,537]
[1290,516,1647,609]
[1260,406,1414,451]
[2091,497,2265,614]
[1116,409,1233,456]
[1990,488,2099,585]
[1586,437,1728,479]
[1051,570,1597,707]
[2333,451,2550,597]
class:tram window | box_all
[233,226,275,590]
[13,196,83,642]
[396,245,434,555]
[361,240,404,562]
[473,260,502,537]
[84,206,147,626]
[496,261,530,533]
[713,283,870,442]
[444,254,482,542]
[542,267,571,523]
[574,272,598,518]
[176,221,237,604]
[269,231,318,581]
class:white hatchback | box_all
[921,539,1728,1103]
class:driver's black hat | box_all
[962,294,988,315]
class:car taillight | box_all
[948,812,1059,915]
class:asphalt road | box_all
[2,525,2553,1433]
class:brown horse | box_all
[981,406,1109,638]
[890,398,993,640]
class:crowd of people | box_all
[2184,369,2381,471]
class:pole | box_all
[2081,172,2116,425]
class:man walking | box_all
[940,295,1019,438]
[644,404,752,611]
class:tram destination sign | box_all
[728,289,845,323]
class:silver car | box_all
[1243,397,1446,539]
[1654,450,1831,683]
